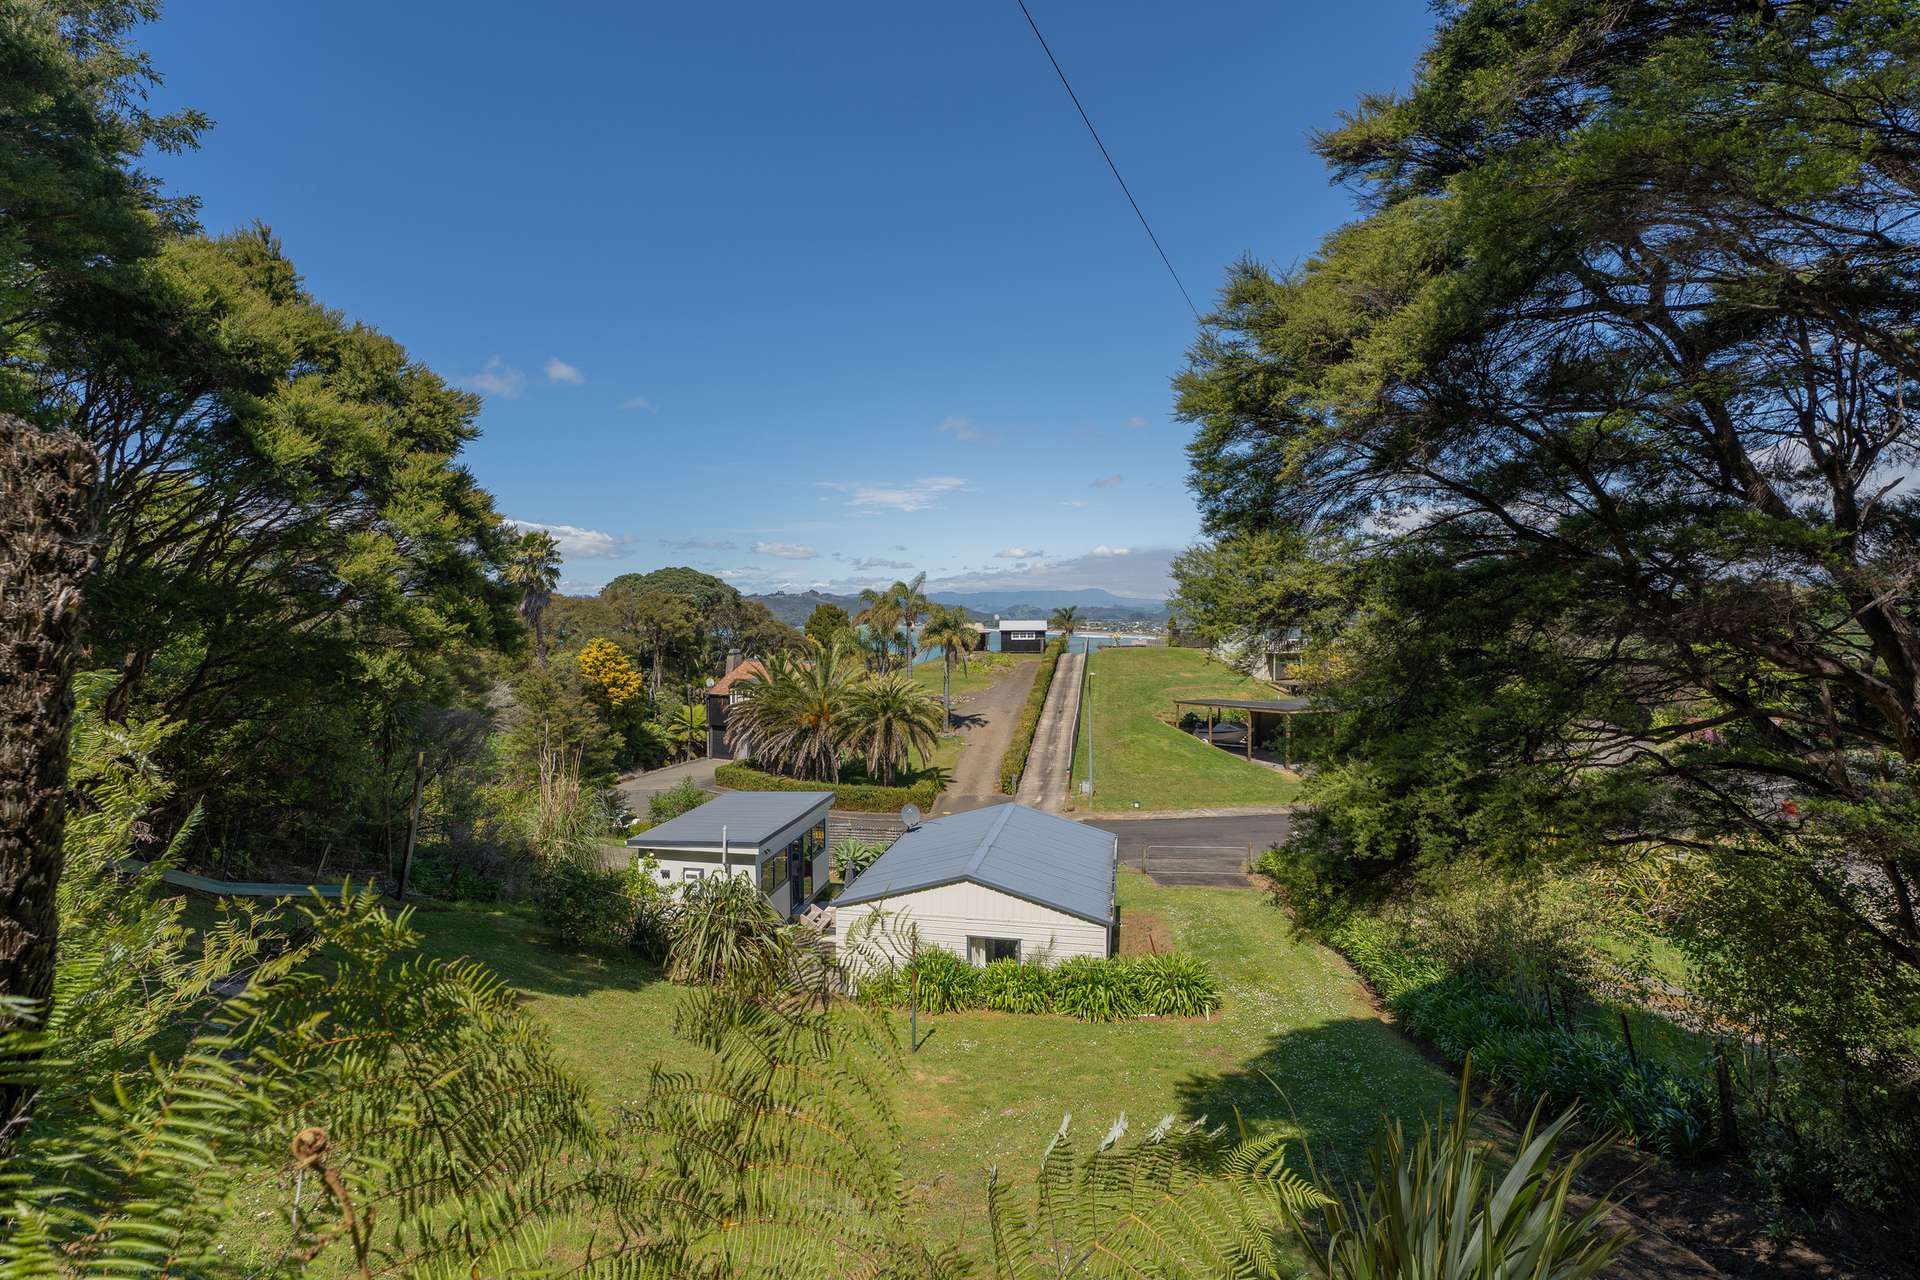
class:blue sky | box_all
[142,1,1434,600]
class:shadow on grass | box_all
[405,903,668,1001]
[1173,1015,1454,1173]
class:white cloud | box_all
[1125,415,1148,428]
[937,415,989,442]
[621,395,654,411]
[662,537,736,551]
[1060,499,1089,508]
[459,355,525,399]
[1088,544,1131,557]
[544,357,584,385]
[995,546,1044,559]
[827,476,970,514]
[505,517,626,559]
[755,541,819,560]
[1091,473,1124,489]
[842,555,916,571]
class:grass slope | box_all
[391,872,1449,1252]
[1070,646,1305,812]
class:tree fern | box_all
[986,1112,1326,1279]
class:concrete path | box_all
[935,658,1039,814]
[1014,648,1086,813]
[1080,813,1295,888]
[616,755,721,814]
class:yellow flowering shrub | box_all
[578,637,643,708]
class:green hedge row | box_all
[857,950,1220,1022]
[999,636,1070,794]
[1311,903,1713,1160]
[714,762,938,813]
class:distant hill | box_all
[927,588,1166,619]
[750,586,1167,627]
[751,590,867,627]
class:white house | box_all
[626,791,833,919]
[833,803,1116,967]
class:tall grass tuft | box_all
[1130,952,1222,1017]
[976,960,1053,1013]
[1049,955,1140,1022]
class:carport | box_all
[1172,695,1318,765]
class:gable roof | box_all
[834,803,1115,926]
[709,658,768,694]
[997,619,1047,631]
[627,790,833,850]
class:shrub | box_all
[977,959,1054,1013]
[906,947,981,1014]
[714,761,937,812]
[533,857,651,949]
[406,855,503,903]
[835,837,888,882]
[1000,636,1069,794]
[665,872,788,990]
[1324,917,1712,1159]
[1130,953,1222,1018]
[648,779,711,824]
[1050,955,1140,1022]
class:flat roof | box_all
[998,619,1047,630]
[627,790,833,850]
[835,803,1115,926]
[1173,696,1317,713]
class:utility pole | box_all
[1085,637,1095,798]
[396,750,425,901]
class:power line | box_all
[1013,0,1199,320]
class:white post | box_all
[722,825,729,881]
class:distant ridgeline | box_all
[750,588,1167,628]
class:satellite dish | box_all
[900,803,923,829]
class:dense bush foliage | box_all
[532,856,666,953]
[999,636,1069,794]
[647,779,711,824]
[716,761,937,812]
[1314,908,1711,1160]
[859,951,1221,1022]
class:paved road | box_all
[615,755,720,815]
[936,658,1040,814]
[1080,813,1295,888]
[1014,649,1085,813]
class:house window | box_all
[761,851,788,893]
[683,867,704,882]
[967,936,1021,966]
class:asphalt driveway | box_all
[1080,813,1294,888]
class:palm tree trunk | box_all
[943,654,954,728]
[0,420,97,1149]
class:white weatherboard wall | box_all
[836,879,1108,969]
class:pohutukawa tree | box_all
[1180,0,1920,1190]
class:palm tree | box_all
[1049,605,1081,640]
[919,604,977,728]
[890,572,930,669]
[725,636,858,781]
[505,529,563,667]
[855,588,904,672]
[842,671,943,787]
[654,702,705,762]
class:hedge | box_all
[714,761,938,813]
[1319,910,1713,1160]
[999,636,1070,794]
[856,951,1220,1022]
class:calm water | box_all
[913,630,1160,665]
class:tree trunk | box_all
[943,656,954,728]
[0,418,98,1149]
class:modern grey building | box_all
[626,790,832,919]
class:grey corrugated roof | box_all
[835,803,1115,926]
[627,791,833,850]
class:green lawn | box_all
[913,649,1025,702]
[1070,646,1306,812]
[390,873,1450,1254]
